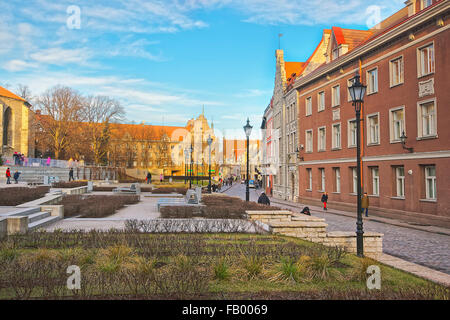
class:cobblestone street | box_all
[224,183,450,275]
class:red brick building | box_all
[293,0,450,226]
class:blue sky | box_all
[1,0,405,139]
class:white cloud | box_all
[3,60,38,72]
[29,47,92,65]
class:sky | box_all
[0,0,406,139]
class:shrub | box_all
[152,187,187,195]
[242,255,264,279]
[52,181,88,188]
[93,186,152,192]
[272,257,300,283]
[61,195,140,218]
[213,258,230,281]
[0,186,50,206]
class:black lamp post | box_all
[189,144,193,189]
[348,71,367,258]
[243,118,253,202]
[207,135,213,193]
[400,131,414,153]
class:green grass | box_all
[0,233,447,300]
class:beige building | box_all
[0,86,35,158]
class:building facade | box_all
[0,86,35,158]
[293,0,449,223]
[261,102,275,195]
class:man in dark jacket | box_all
[13,170,21,184]
[258,192,270,206]
[69,168,74,181]
[146,172,152,184]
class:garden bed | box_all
[0,232,446,300]
[160,195,280,219]
[52,181,88,188]
[61,194,140,218]
[152,187,188,195]
[0,186,50,206]
[93,186,153,192]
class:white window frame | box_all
[348,118,357,148]
[425,165,437,200]
[319,168,325,192]
[332,85,340,107]
[395,166,405,198]
[367,112,380,145]
[332,123,341,150]
[318,126,326,152]
[417,98,437,139]
[371,167,379,196]
[306,97,312,116]
[389,106,406,143]
[366,67,378,95]
[417,42,435,78]
[334,168,341,193]
[389,55,404,87]
[421,0,433,10]
[307,168,312,191]
[318,91,325,112]
[305,129,313,153]
[352,167,358,194]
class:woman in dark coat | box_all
[321,192,328,211]
[258,192,271,206]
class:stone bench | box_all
[323,231,384,259]
[268,220,328,242]
[113,183,141,195]
[157,198,187,211]
[246,210,293,223]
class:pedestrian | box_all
[13,152,18,165]
[146,172,152,184]
[362,192,370,217]
[257,192,270,206]
[159,173,163,183]
[5,168,11,184]
[321,192,328,211]
[46,157,51,167]
[13,170,21,184]
[69,168,74,181]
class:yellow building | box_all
[0,86,35,158]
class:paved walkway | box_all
[224,184,450,280]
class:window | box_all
[418,43,435,77]
[334,168,341,193]
[348,119,357,147]
[367,68,378,94]
[395,166,405,198]
[319,168,325,192]
[318,91,325,112]
[371,167,379,196]
[318,127,326,151]
[305,130,313,153]
[307,168,312,190]
[306,97,312,116]
[351,168,358,194]
[390,56,404,87]
[332,123,341,149]
[332,48,339,60]
[418,100,437,137]
[367,114,380,145]
[421,0,433,9]
[425,165,436,200]
[347,79,354,102]
[332,85,340,107]
[390,108,405,142]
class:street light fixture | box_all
[207,135,213,193]
[184,149,189,185]
[189,144,194,189]
[243,118,253,202]
[400,131,414,153]
[348,71,367,258]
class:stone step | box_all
[28,211,51,224]
[9,207,41,217]
[28,215,60,231]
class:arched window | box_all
[3,107,12,146]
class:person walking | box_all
[321,192,328,211]
[362,192,370,217]
[69,168,74,181]
[159,173,163,183]
[5,168,11,184]
[13,170,21,184]
[146,172,152,184]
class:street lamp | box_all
[207,135,213,193]
[189,144,193,189]
[400,131,414,153]
[184,149,189,184]
[243,118,253,202]
[348,71,367,258]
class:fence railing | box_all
[1,156,84,169]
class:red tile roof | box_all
[285,62,306,80]
[0,86,26,102]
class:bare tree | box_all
[16,84,35,106]
[82,96,124,165]
[37,86,83,159]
